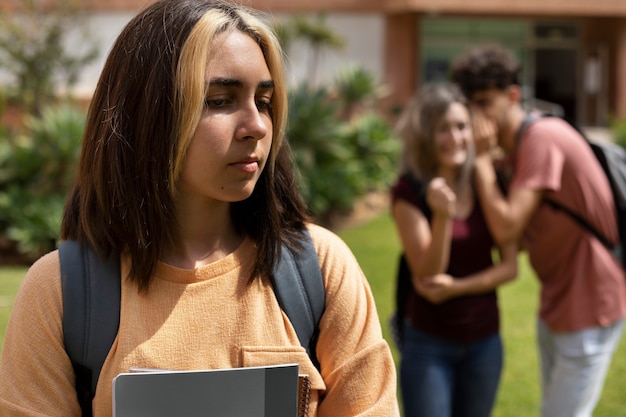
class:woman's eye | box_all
[204,98,228,108]
[256,100,272,113]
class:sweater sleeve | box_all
[307,224,400,417]
[0,251,81,417]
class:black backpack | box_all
[59,230,325,417]
[517,115,626,269]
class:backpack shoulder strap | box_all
[59,240,120,416]
[272,229,325,370]
[514,113,542,145]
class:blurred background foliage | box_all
[0,0,98,117]
[612,117,626,149]
[0,106,84,259]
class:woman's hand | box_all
[427,178,456,218]
[413,273,456,304]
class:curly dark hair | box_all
[450,45,521,99]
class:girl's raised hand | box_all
[427,177,456,218]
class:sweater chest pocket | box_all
[241,345,325,391]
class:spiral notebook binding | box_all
[298,374,312,417]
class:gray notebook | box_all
[112,363,299,417]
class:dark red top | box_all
[391,175,500,342]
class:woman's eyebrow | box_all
[206,78,274,90]
[258,80,274,90]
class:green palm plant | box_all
[341,113,401,189]
[0,105,85,257]
[334,65,389,120]
[286,83,400,225]
[286,83,353,220]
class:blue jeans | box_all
[400,323,503,417]
[537,318,625,417]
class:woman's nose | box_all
[238,103,269,140]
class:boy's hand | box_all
[471,109,498,155]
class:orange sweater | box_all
[0,223,400,416]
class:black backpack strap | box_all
[272,229,325,370]
[544,198,614,250]
[514,113,543,146]
[59,240,121,417]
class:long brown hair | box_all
[61,0,308,292]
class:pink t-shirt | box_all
[511,117,626,332]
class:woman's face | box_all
[177,29,274,206]
[434,101,472,170]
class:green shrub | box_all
[0,105,84,257]
[287,83,400,223]
[342,113,400,189]
[287,83,352,218]
[334,66,386,120]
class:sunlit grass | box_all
[0,266,26,350]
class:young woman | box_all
[391,83,517,417]
[0,1,400,416]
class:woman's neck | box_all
[162,198,243,269]
[436,167,462,192]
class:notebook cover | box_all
[112,363,299,417]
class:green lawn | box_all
[0,266,24,350]
[1,214,625,416]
